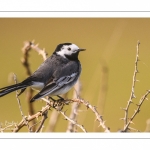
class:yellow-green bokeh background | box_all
[0,18,150,132]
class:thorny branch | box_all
[123,41,140,129]
[60,110,87,133]
[30,41,48,61]
[123,90,150,132]
[13,104,51,132]
[13,73,31,132]
[4,40,149,132]
[21,41,35,129]
[0,40,109,133]
[66,80,82,132]
[20,41,48,131]
[35,110,48,132]
[0,124,14,132]
[72,98,110,132]
[12,97,109,132]
[94,62,109,132]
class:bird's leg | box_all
[48,96,57,108]
[48,96,56,101]
[57,95,70,105]
[57,95,64,100]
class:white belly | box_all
[31,82,44,90]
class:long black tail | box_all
[0,82,29,97]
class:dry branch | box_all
[60,110,87,133]
[13,104,51,132]
[30,42,48,61]
[0,124,14,132]
[21,41,35,130]
[123,41,140,129]
[20,41,48,131]
[35,110,48,132]
[71,98,110,132]
[13,73,31,132]
[94,62,108,132]
[123,90,150,132]
[12,96,108,132]
[67,80,82,132]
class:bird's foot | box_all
[48,96,64,111]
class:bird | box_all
[0,43,85,103]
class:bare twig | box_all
[21,41,32,75]
[35,110,48,132]
[123,90,150,132]
[60,110,87,133]
[21,41,35,130]
[20,41,48,131]
[30,41,48,61]
[123,41,140,129]
[71,98,110,132]
[13,74,25,119]
[94,62,109,132]
[12,97,106,132]
[13,73,31,132]
[13,98,69,132]
[0,124,14,132]
[128,127,140,132]
[13,104,51,132]
[67,80,82,132]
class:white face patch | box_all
[56,44,79,58]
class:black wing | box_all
[30,60,81,102]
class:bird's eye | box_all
[68,47,71,51]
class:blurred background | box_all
[0,18,150,132]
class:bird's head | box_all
[54,43,85,60]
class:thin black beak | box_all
[78,48,86,51]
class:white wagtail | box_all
[0,43,85,103]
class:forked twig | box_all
[71,98,110,132]
[12,96,108,132]
[123,90,150,132]
[13,104,51,132]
